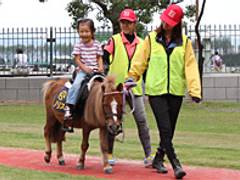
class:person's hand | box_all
[124,78,137,90]
[83,67,93,74]
[191,96,201,103]
[98,67,104,73]
[75,66,80,72]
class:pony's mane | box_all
[103,75,116,93]
[84,81,104,127]
[84,75,116,127]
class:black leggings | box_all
[148,94,183,162]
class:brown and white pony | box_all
[42,75,123,173]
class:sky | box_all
[0,0,239,28]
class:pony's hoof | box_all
[76,163,84,170]
[104,166,113,174]
[44,155,51,163]
[58,159,65,166]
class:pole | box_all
[47,27,55,77]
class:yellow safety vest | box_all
[108,33,143,95]
[145,31,188,96]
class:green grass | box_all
[0,101,240,178]
[0,165,105,180]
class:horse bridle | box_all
[102,91,124,121]
[102,89,136,136]
[103,88,135,114]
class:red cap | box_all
[119,8,137,22]
[160,4,184,27]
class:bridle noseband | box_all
[102,91,123,121]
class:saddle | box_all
[74,72,105,117]
[54,71,105,131]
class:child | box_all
[63,18,104,132]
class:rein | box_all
[101,84,136,142]
[122,87,135,114]
[103,89,135,115]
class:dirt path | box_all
[0,147,239,180]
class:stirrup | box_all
[62,125,74,133]
[62,120,74,133]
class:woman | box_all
[103,8,152,167]
[128,4,201,179]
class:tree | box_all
[66,0,195,34]
[195,0,206,96]
[213,38,233,54]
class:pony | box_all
[42,75,124,174]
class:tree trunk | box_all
[195,0,206,97]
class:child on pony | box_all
[63,18,104,132]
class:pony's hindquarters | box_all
[42,79,66,142]
[42,79,67,165]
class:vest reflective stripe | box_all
[145,32,187,96]
[108,33,143,95]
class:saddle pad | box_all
[53,86,68,112]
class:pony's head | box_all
[102,76,124,135]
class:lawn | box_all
[0,101,239,179]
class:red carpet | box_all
[0,147,239,180]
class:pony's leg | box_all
[76,128,90,170]
[57,141,65,165]
[44,124,52,163]
[99,127,112,174]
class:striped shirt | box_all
[72,39,103,69]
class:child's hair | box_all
[16,48,24,54]
[77,18,96,39]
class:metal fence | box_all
[187,24,240,73]
[0,24,240,76]
[0,27,111,76]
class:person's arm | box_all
[97,55,104,73]
[184,39,202,99]
[103,50,110,74]
[72,42,92,73]
[128,35,151,81]
[74,54,92,73]
[103,38,114,75]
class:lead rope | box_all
[116,87,135,143]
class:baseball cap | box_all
[119,8,137,22]
[160,4,184,27]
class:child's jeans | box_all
[66,71,86,105]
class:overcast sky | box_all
[0,0,239,28]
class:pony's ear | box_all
[116,83,123,91]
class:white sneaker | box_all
[108,154,116,166]
[144,154,153,168]
[64,105,72,119]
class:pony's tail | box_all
[42,80,56,104]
